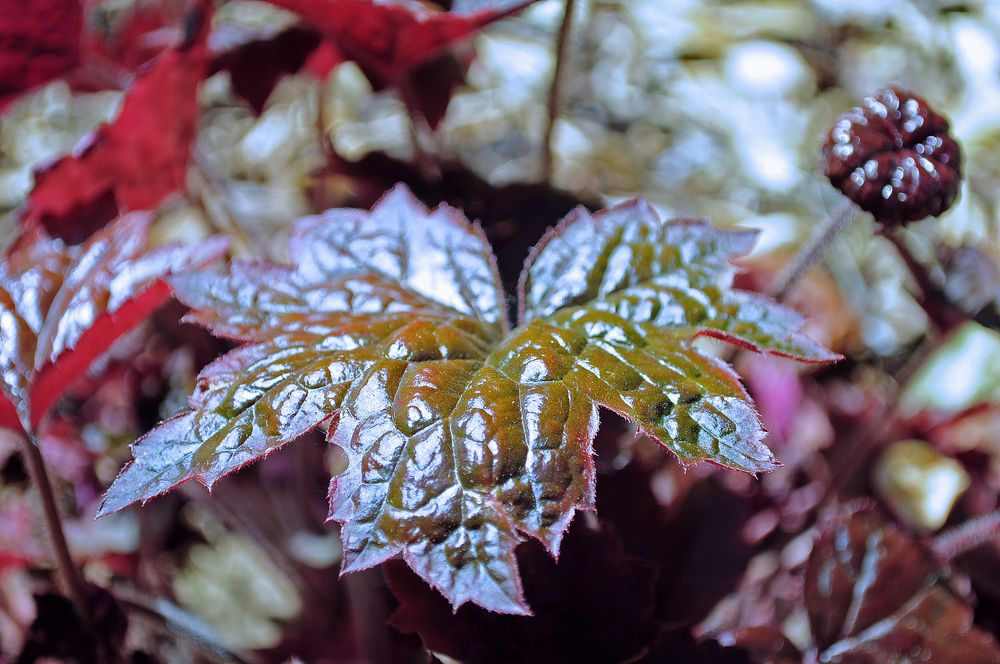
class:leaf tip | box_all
[95,484,134,519]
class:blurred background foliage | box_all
[5,0,1000,364]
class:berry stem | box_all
[772,202,855,300]
[882,229,964,334]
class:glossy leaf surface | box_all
[0,214,228,433]
[100,184,835,613]
[518,205,838,471]
[805,509,1000,663]
[264,0,537,84]
[22,1,211,242]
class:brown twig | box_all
[18,433,91,626]
[542,0,576,182]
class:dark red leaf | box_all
[717,626,800,663]
[820,586,1000,663]
[30,281,170,428]
[1,0,196,112]
[264,0,537,84]
[386,517,659,664]
[804,506,939,649]
[0,214,228,434]
[0,0,83,112]
[399,51,468,129]
[22,1,212,243]
[0,395,18,430]
[16,586,127,663]
[210,24,324,115]
[302,39,343,79]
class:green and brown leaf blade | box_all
[98,184,837,613]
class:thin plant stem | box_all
[542,0,576,182]
[772,202,855,300]
[114,586,258,664]
[343,568,393,664]
[720,202,854,365]
[883,229,963,334]
[18,433,90,625]
[315,80,336,170]
[398,76,442,183]
[932,509,1000,561]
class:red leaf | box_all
[0,394,17,430]
[82,0,190,76]
[265,0,537,84]
[22,1,212,243]
[0,0,83,111]
[0,214,228,434]
[302,39,343,79]
[29,280,175,428]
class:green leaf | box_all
[100,185,837,614]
